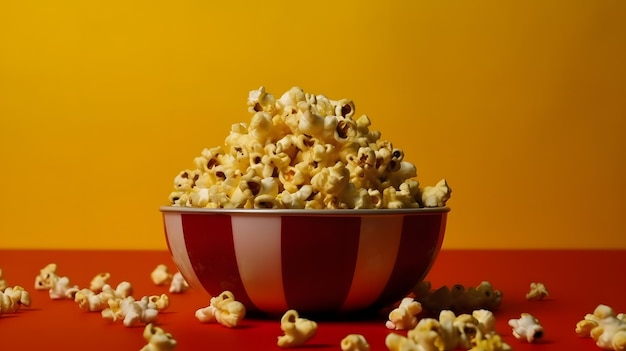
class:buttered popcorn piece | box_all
[75,288,109,312]
[469,329,512,351]
[89,272,111,292]
[0,269,6,292]
[386,297,422,330]
[102,295,159,327]
[277,309,317,348]
[169,86,451,209]
[576,304,626,351]
[148,294,170,311]
[151,264,173,286]
[195,290,246,328]
[508,313,544,343]
[472,309,497,334]
[402,318,444,351]
[141,323,177,351]
[169,272,189,294]
[341,334,370,351]
[49,276,79,300]
[76,281,134,312]
[420,179,452,208]
[525,282,549,301]
[34,263,59,290]
[0,286,31,314]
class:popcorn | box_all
[525,282,549,301]
[399,318,444,351]
[168,86,451,210]
[168,272,189,294]
[151,264,173,286]
[49,276,79,300]
[34,263,59,290]
[420,179,452,208]
[576,304,626,350]
[140,323,177,351]
[469,329,512,351]
[438,311,465,350]
[386,332,430,351]
[472,309,496,334]
[89,272,111,292]
[102,295,159,327]
[195,290,246,328]
[385,297,422,330]
[453,313,481,349]
[508,313,544,343]
[393,308,511,351]
[277,309,317,348]
[412,281,502,315]
[74,288,109,312]
[0,268,6,292]
[148,294,170,311]
[341,334,370,351]
[74,280,134,312]
[0,286,31,314]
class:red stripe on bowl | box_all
[374,213,446,308]
[340,215,403,311]
[280,215,361,314]
[181,213,257,311]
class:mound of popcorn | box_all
[168,86,451,209]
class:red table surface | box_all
[0,249,624,350]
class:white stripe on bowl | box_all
[231,215,287,312]
[163,213,204,291]
[341,215,403,311]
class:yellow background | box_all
[1,1,624,250]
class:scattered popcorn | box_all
[472,309,497,334]
[412,281,502,315]
[169,272,189,294]
[151,264,173,286]
[34,263,59,290]
[277,309,317,348]
[386,332,432,351]
[469,329,512,351]
[140,323,177,351]
[385,318,444,351]
[89,272,111,292]
[525,282,549,301]
[386,297,422,330]
[148,294,170,311]
[49,276,79,300]
[102,295,159,327]
[439,310,467,350]
[74,288,109,312]
[395,309,510,351]
[451,312,482,349]
[576,304,626,350]
[195,290,246,328]
[169,86,451,209]
[0,286,31,314]
[0,268,7,291]
[508,313,544,343]
[341,334,370,351]
[73,281,134,312]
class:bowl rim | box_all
[159,205,450,216]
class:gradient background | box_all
[1,1,624,250]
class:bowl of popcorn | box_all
[161,86,451,317]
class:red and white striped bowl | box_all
[161,206,449,317]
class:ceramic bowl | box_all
[160,206,449,317]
